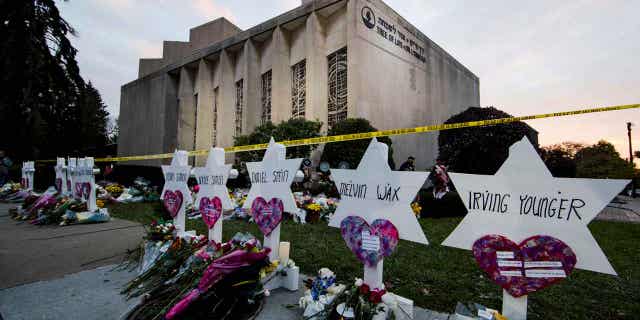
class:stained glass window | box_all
[291,60,306,119]
[261,71,272,124]
[235,80,244,136]
[328,47,347,127]
[212,87,218,145]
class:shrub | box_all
[321,118,395,169]
[438,107,538,174]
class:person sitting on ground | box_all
[399,156,416,171]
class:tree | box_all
[320,118,395,170]
[233,118,322,164]
[438,107,538,174]
[575,140,634,179]
[1,0,87,160]
[77,82,110,153]
[107,116,119,144]
[540,142,585,177]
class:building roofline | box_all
[123,0,478,89]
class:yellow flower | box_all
[411,202,421,217]
[96,199,105,208]
[306,203,322,212]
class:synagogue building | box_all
[119,0,480,168]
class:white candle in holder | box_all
[279,241,290,266]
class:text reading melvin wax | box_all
[467,191,585,221]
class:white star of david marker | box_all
[161,150,193,206]
[193,147,234,211]
[328,138,429,244]
[243,138,303,213]
[442,137,629,275]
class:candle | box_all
[279,241,290,266]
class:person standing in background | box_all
[399,156,416,171]
[0,150,12,185]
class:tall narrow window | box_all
[261,70,272,124]
[193,93,198,150]
[291,60,306,119]
[328,47,348,126]
[212,88,218,146]
[235,80,244,136]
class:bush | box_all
[540,142,585,177]
[233,118,322,164]
[575,140,635,179]
[321,118,395,169]
[418,189,467,218]
[438,107,538,174]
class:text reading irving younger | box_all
[467,191,585,221]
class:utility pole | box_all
[628,122,635,198]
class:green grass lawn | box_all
[109,202,640,320]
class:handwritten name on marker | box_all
[361,231,381,251]
[525,269,567,278]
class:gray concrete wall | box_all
[120,0,480,169]
[189,18,242,51]
[119,72,178,166]
[350,0,479,170]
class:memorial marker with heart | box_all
[161,151,192,237]
[244,138,302,261]
[193,147,235,243]
[328,138,428,292]
[442,137,629,320]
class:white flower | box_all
[318,268,334,279]
[355,278,364,287]
[381,293,398,309]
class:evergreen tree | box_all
[77,82,109,153]
[0,0,86,160]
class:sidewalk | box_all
[0,203,144,288]
[596,195,640,223]
[0,203,451,319]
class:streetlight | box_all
[628,122,635,197]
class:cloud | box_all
[191,0,236,24]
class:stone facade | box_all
[119,0,480,168]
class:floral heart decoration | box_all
[199,196,223,229]
[163,190,184,218]
[251,197,284,236]
[340,216,399,267]
[472,234,577,297]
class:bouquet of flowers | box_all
[30,196,79,225]
[105,183,124,198]
[123,232,271,320]
[145,220,176,242]
[0,182,24,202]
[11,191,57,221]
[122,234,208,299]
[301,275,400,320]
[293,192,339,224]
[299,268,346,319]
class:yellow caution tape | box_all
[36,103,640,163]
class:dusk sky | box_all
[57,0,640,159]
